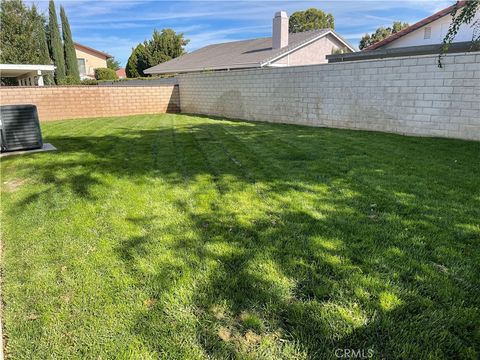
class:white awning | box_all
[0,64,55,77]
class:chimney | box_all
[272,11,288,49]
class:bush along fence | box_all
[178,52,480,141]
[0,85,180,121]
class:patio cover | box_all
[0,64,55,86]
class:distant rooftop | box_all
[145,29,354,74]
[364,1,468,51]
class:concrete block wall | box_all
[0,85,180,121]
[178,52,480,140]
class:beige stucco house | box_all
[74,42,112,79]
[145,11,355,75]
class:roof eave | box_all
[0,64,56,71]
[144,62,262,75]
[74,42,113,59]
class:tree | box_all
[331,47,348,55]
[392,21,409,33]
[359,21,409,49]
[107,57,121,71]
[358,34,371,51]
[439,0,479,66]
[48,0,65,83]
[289,8,335,33]
[0,0,49,63]
[60,5,79,81]
[0,0,53,84]
[359,27,391,50]
[126,44,149,77]
[32,4,54,84]
[146,29,189,65]
[1,0,30,64]
[126,29,188,78]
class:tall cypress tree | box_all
[60,5,79,81]
[126,44,150,78]
[48,0,65,83]
[31,4,54,84]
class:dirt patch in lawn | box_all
[3,179,26,192]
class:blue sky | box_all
[31,0,453,66]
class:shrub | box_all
[94,67,118,80]
[80,79,99,85]
[57,75,80,85]
[331,47,349,55]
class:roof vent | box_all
[272,11,289,49]
[0,104,43,152]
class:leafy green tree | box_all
[48,0,65,83]
[289,8,335,33]
[60,5,79,82]
[0,0,53,85]
[358,34,371,51]
[126,29,188,77]
[359,21,409,50]
[146,29,189,65]
[107,57,121,71]
[392,21,409,33]
[439,0,479,66]
[1,0,30,64]
[0,0,48,63]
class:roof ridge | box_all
[203,36,271,48]
[197,28,332,49]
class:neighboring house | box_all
[74,42,112,79]
[116,68,126,79]
[364,1,479,50]
[145,11,354,75]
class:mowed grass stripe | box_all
[1,114,478,359]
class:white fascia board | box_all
[145,62,261,74]
[0,64,55,71]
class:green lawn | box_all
[1,114,479,359]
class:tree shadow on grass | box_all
[4,116,479,358]
[169,194,478,358]
[117,162,478,358]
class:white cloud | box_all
[27,0,456,66]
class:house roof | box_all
[364,1,467,51]
[116,68,126,77]
[74,42,113,59]
[145,29,355,74]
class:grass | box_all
[1,113,479,359]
